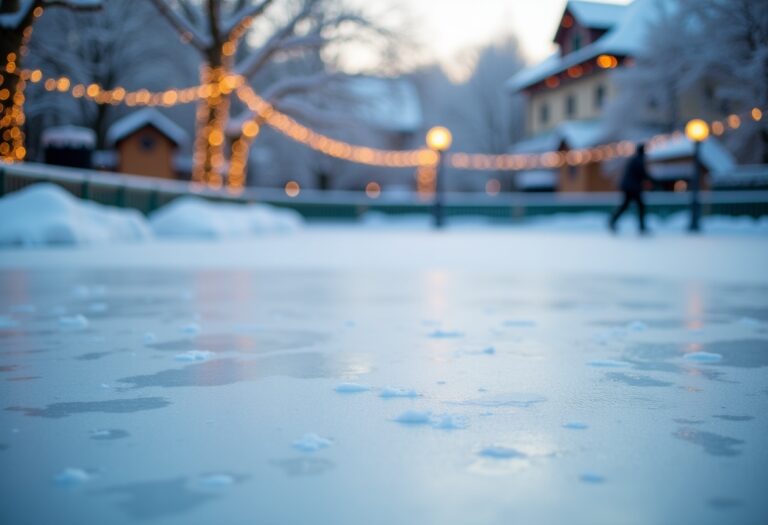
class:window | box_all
[566,94,577,118]
[139,134,156,151]
[595,84,606,110]
[572,34,582,52]
[539,103,549,125]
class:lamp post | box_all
[426,126,452,229]
[684,119,710,233]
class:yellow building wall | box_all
[116,126,177,179]
[527,71,616,136]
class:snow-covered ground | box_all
[0,184,303,246]
[1,223,767,524]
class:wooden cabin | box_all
[106,108,188,179]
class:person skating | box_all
[609,143,654,233]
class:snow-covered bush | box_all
[149,196,303,239]
[0,183,152,246]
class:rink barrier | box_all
[2,162,768,220]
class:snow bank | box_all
[0,184,151,246]
[149,197,303,239]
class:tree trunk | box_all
[192,46,233,188]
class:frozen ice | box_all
[143,332,158,345]
[432,414,468,430]
[0,315,19,328]
[393,410,432,424]
[53,468,92,486]
[455,392,546,408]
[683,352,723,363]
[58,314,89,330]
[292,433,333,453]
[586,359,631,368]
[481,347,496,355]
[502,320,537,328]
[180,323,201,336]
[195,473,237,489]
[1,227,767,524]
[9,304,35,313]
[626,321,648,332]
[334,383,371,393]
[87,302,109,313]
[579,472,606,484]
[428,329,464,338]
[379,387,420,398]
[478,446,526,459]
[174,350,215,362]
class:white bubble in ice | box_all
[292,433,333,452]
[334,383,370,393]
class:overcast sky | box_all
[344,0,630,80]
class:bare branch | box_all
[235,1,315,78]
[147,0,211,52]
[263,71,336,100]
[221,0,274,38]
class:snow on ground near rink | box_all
[0,183,151,246]
[0,227,767,525]
[1,183,767,246]
[0,185,303,245]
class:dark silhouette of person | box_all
[609,143,654,233]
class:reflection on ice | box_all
[6,397,171,418]
[0,267,766,524]
[673,428,745,457]
[119,354,370,389]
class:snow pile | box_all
[149,197,303,239]
[0,184,151,246]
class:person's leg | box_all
[610,192,632,230]
[635,193,647,232]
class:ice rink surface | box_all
[1,228,767,524]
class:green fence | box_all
[2,162,768,220]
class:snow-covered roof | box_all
[647,135,736,173]
[41,126,96,149]
[567,1,627,30]
[711,165,768,188]
[342,76,422,133]
[511,120,608,154]
[516,170,557,190]
[508,0,673,92]
[510,131,561,154]
[107,108,188,148]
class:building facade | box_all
[507,0,735,193]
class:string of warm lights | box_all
[446,105,766,171]
[235,84,437,169]
[0,4,42,162]
[3,20,765,183]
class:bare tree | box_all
[0,0,100,161]
[25,0,196,149]
[146,0,379,187]
[607,0,768,163]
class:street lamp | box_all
[685,119,710,232]
[426,126,452,228]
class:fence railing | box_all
[2,162,768,220]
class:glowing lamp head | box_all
[426,126,452,152]
[685,119,710,142]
